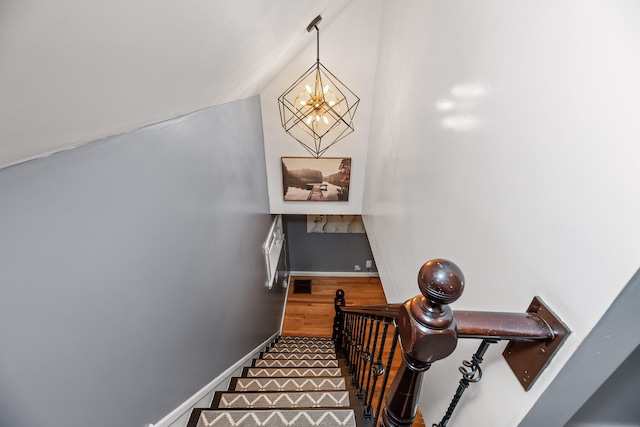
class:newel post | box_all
[333,289,346,350]
[379,259,465,427]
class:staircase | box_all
[187,336,371,427]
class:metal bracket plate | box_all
[503,297,570,391]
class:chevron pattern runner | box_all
[277,336,333,343]
[262,352,336,360]
[187,336,360,427]
[267,346,335,354]
[245,367,343,378]
[270,342,335,351]
[253,359,339,368]
[231,377,347,392]
[194,409,356,426]
[217,391,350,408]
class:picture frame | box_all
[281,157,351,202]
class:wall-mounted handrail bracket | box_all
[502,296,570,391]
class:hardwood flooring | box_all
[281,275,427,427]
[282,276,388,338]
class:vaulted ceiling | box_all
[0,0,353,169]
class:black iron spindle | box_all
[342,313,351,364]
[433,339,498,427]
[358,314,376,399]
[347,313,355,367]
[354,316,368,389]
[349,315,361,373]
[333,289,345,350]
[375,323,400,422]
[350,313,360,369]
[366,320,390,417]
[363,317,382,418]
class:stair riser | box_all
[191,409,357,427]
[229,377,348,392]
[275,342,334,348]
[261,352,336,360]
[253,359,339,368]
[213,391,351,409]
[267,348,335,354]
[244,367,347,378]
[277,336,333,342]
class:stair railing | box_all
[333,294,402,423]
[333,258,569,427]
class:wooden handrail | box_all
[377,259,567,427]
[455,310,554,341]
[339,306,555,341]
[340,304,401,318]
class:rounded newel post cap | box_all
[418,259,464,305]
[335,289,345,297]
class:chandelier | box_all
[278,15,360,158]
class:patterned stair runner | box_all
[188,336,360,427]
[253,359,339,368]
[261,352,335,360]
[244,367,345,378]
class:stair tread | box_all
[278,336,333,341]
[267,347,336,354]
[261,352,336,360]
[188,408,357,427]
[253,359,339,368]
[212,390,351,409]
[271,343,335,349]
[244,367,347,378]
[230,376,349,392]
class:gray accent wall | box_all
[0,96,286,427]
[285,215,377,272]
[520,269,640,427]
[566,344,640,426]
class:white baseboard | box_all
[149,332,279,427]
[290,271,379,277]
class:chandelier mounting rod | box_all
[306,15,323,63]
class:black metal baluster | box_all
[358,314,376,400]
[432,339,498,427]
[353,315,364,377]
[365,320,390,418]
[333,289,345,351]
[349,313,358,369]
[348,314,358,372]
[363,317,382,419]
[375,322,400,422]
[347,313,356,366]
[342,313,351,365]
[354,316,367,389]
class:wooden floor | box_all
[281,275,427,427]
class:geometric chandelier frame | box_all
[278,15,360,158]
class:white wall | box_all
[363,1,640,426]
[262,0,383,215]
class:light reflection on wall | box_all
[435,83,487,132]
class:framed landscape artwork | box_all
[281,157,351,202]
